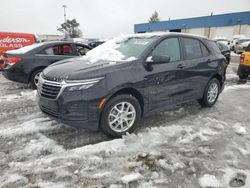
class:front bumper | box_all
[237,64,250,76]
[38,91,101,131]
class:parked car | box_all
[237,43,250,79]
[0,32,37,70]
[214,38,230,47]
[215,41,231,64]
[229,35,246,51]
[234,38,250,54]
[37,33,226,137]
[3,41,91,89]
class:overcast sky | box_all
[1,0,250,39]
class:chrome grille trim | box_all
[38,76,65,100]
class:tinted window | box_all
[206,40,221,54]
[216,42,229,52]
[76,45,90,56]
[246,44,250,52]
[200,42,210,56]
[152,38,180,62]
[182,38,202,59]
[43,44,73,56]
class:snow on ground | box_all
[1,63,250,187]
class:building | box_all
[38,34,64,42]
[134,11,250,39]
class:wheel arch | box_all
[98,86,145,129]
[211,73,223,87]
[28,66,47,82]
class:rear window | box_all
[182,38,202,59]
[216,42,229,51]
[246,44,250,52]
[206,40,221,54]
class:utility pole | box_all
[63,5,67,23]
[62,5,67,38]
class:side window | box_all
[200,42,210,56]
[76,45,90,56]
[152,38,181,62]
[43,44,73,56]
[182,38,202,59]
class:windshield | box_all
[239,39,250,44]
[84,35,159,64]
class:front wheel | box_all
[30,69,43,89]
[100,95,141,138]
[199,78,220,107]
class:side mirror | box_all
[147,55,171,64]
[236,42,239,45]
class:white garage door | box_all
[214,26,234,39]
[189,28,205,37]
[245,25,250,38]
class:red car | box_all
[0,32,37,70]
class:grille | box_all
[40,82,62,100]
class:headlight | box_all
[64,77,104,92]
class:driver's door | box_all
[144,37,185,112]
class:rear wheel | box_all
[199,78,220,107]
[30,69,43,89]
[100,95,141,137]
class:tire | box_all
[198,78,220,107]
[30,69,43,89]
[100,94,141,138]
[239,75,248,79]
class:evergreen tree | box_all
[58,19,82,38]
[149,11,160,23]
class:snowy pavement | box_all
[1,62,250,188]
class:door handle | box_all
[177,64,185,69]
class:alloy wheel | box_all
[108,102,136,133]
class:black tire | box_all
[239,75,248,79]
[198,78,221,107]
[30,69,43,89]
[100,94,141,138]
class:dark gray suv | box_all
[37,33,226,137]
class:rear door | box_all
[179,37,212,100]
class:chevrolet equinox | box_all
[37,33,226,137]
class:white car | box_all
[234,38,250,54]
[229,35,246,51]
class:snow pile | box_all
[121,173,142,184]
[85,36,125,63]
[0,117,59,137]
[233,123,247,135]
[0,90,36,103]
[224,83,250,91]
[199,174,222,188]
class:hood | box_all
[42,57,134,82]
